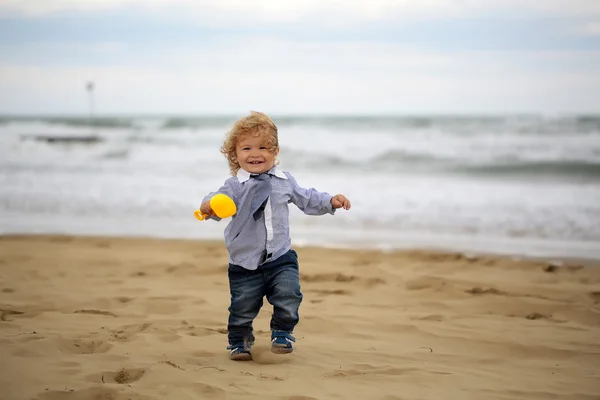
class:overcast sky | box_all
[1,0,599,115]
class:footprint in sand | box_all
[109,323,152,342]
[0,308,24,321]
[185,326,228,337]
[302,273,385,287]
[525,312,555,321]
[102,367,146,384]
[465,287,507,296]
[57,338,113,354]
[305,289,351,296]
[2,287,15,293]
[193,382,226,397]
[115,296,135,304]
[543,264,560,273]
[73,309,117,317]
[589,291,600,304]
[303,273,357,283]
[165,262,197,275]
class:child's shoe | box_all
[227,340,252,361]
[271,331,295,354]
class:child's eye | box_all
[260,146,267,150]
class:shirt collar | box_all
[236,165,287,183]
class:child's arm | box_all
[285,172,350,215]
[200,177,238,221]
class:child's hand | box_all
[331,194,351,210]
[200,200,215,217]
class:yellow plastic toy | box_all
[194,193,237,221]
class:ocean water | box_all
[1,115,599,259]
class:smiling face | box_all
[235,133,278,174]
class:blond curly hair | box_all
[221,111,279,176]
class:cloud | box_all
[1,0,598,114]
[2,0,600,22]
[2,6,597,53]
[583,21,600,36]
[1,39,598,115]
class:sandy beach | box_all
[0,234,599,400]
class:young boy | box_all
[200,111,351,361]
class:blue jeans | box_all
[227,249,303,346]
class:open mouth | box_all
[248,161,264,164]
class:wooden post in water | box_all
[86,81,95,133]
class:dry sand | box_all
[0,235,599,400]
